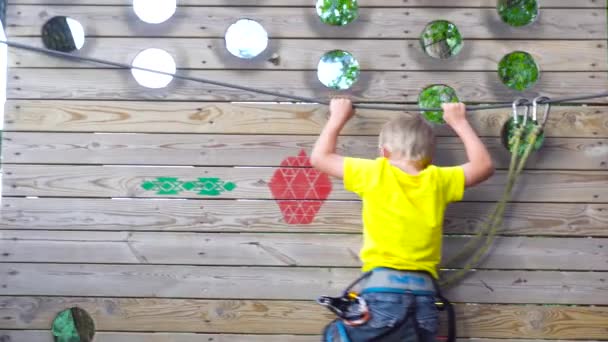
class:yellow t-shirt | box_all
[344,157,465,279]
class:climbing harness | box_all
[0,39,607,112]
[317,271,372,327]
[319,269,456,342]
[440,96,551,288]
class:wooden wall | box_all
[1,0,608,341]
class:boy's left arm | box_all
[310,98,354,179]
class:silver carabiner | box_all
[532,96,551,127]
[512,98,531,126]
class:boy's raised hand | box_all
[329,98,354,127]
[442,102,467,128]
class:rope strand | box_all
[2,39,608,112]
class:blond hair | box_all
[379,114,435,162]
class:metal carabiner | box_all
[512,98,531,126]
[532,96,551,127]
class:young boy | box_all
[311,99,494,341]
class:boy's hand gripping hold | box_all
[442,103,495,187]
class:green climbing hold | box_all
[42,16,86,53]
[497,0,539,27]
[317,50,360,90]
[498,51,539,91]
[420,20,464,59]
[316,0,359,26]
[502,116,545,155]
[418,85,459,124]
[52,307,95,342]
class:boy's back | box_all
[344,157,465,278]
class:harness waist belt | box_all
[359,268,436,295]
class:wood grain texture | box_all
[4,165,608,202]
[2,296,608,338]
[1,332,603,342]
[1,264,607,304]
[7,6,606,39]
[7,0,606,7]
[5,100,607,138]
[8,69,608,103]
[9,37,606,72]
[1,198,607,236]
[1,231,606,270]
[4,132,607,170]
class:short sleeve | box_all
[343,157,377,196]
[437,166,465,203]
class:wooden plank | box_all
[2,296,608,338]
[0,331,318,342]
[1,332,602,342]
[9,37,606,72]
[7,0,606,7]
[7,6,606,39]
[8,69,608,103]
[4,132,606,170]
[5,100,607,138]
[1,231,606,270]
[2,198,607,237]
[1,264,607,305]
[4,165,608,202]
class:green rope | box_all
[440,119,543,288]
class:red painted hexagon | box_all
[268,150,332,224]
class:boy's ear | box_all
[380,145,391,158]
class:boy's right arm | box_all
[442,103,495,187]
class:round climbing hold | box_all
[316,0,359,26]
[52,307,95,342]
[133,0,177,24]
[224,19,269,59]
[498,51,539,91]
[418,85,459,124]
[42,16,85,53]
[317,50,360,90]
[131,48,176,89]
[497,0,539,27]
[420,20,463,59]
[501,117,545,155]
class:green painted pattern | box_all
[497,0,539,27]
[316,0,358,26]
[141,177,237,196]
[418,85,459,124]
[498,51,539,91]
[420,20,463,59]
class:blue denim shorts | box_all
[323,292,439,342]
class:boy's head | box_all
[379,114,435,164]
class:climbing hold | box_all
[316,0,359,26]
[133,0,176,24]
[42,16,85,53]
[497,0,539,27]
[131,48,176,89]
[317,50,360,90]
[225,19,269,59]
[418,84,459,124]
[420,20,464,59]
[52,307,95,342]
[498,51,539,91]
